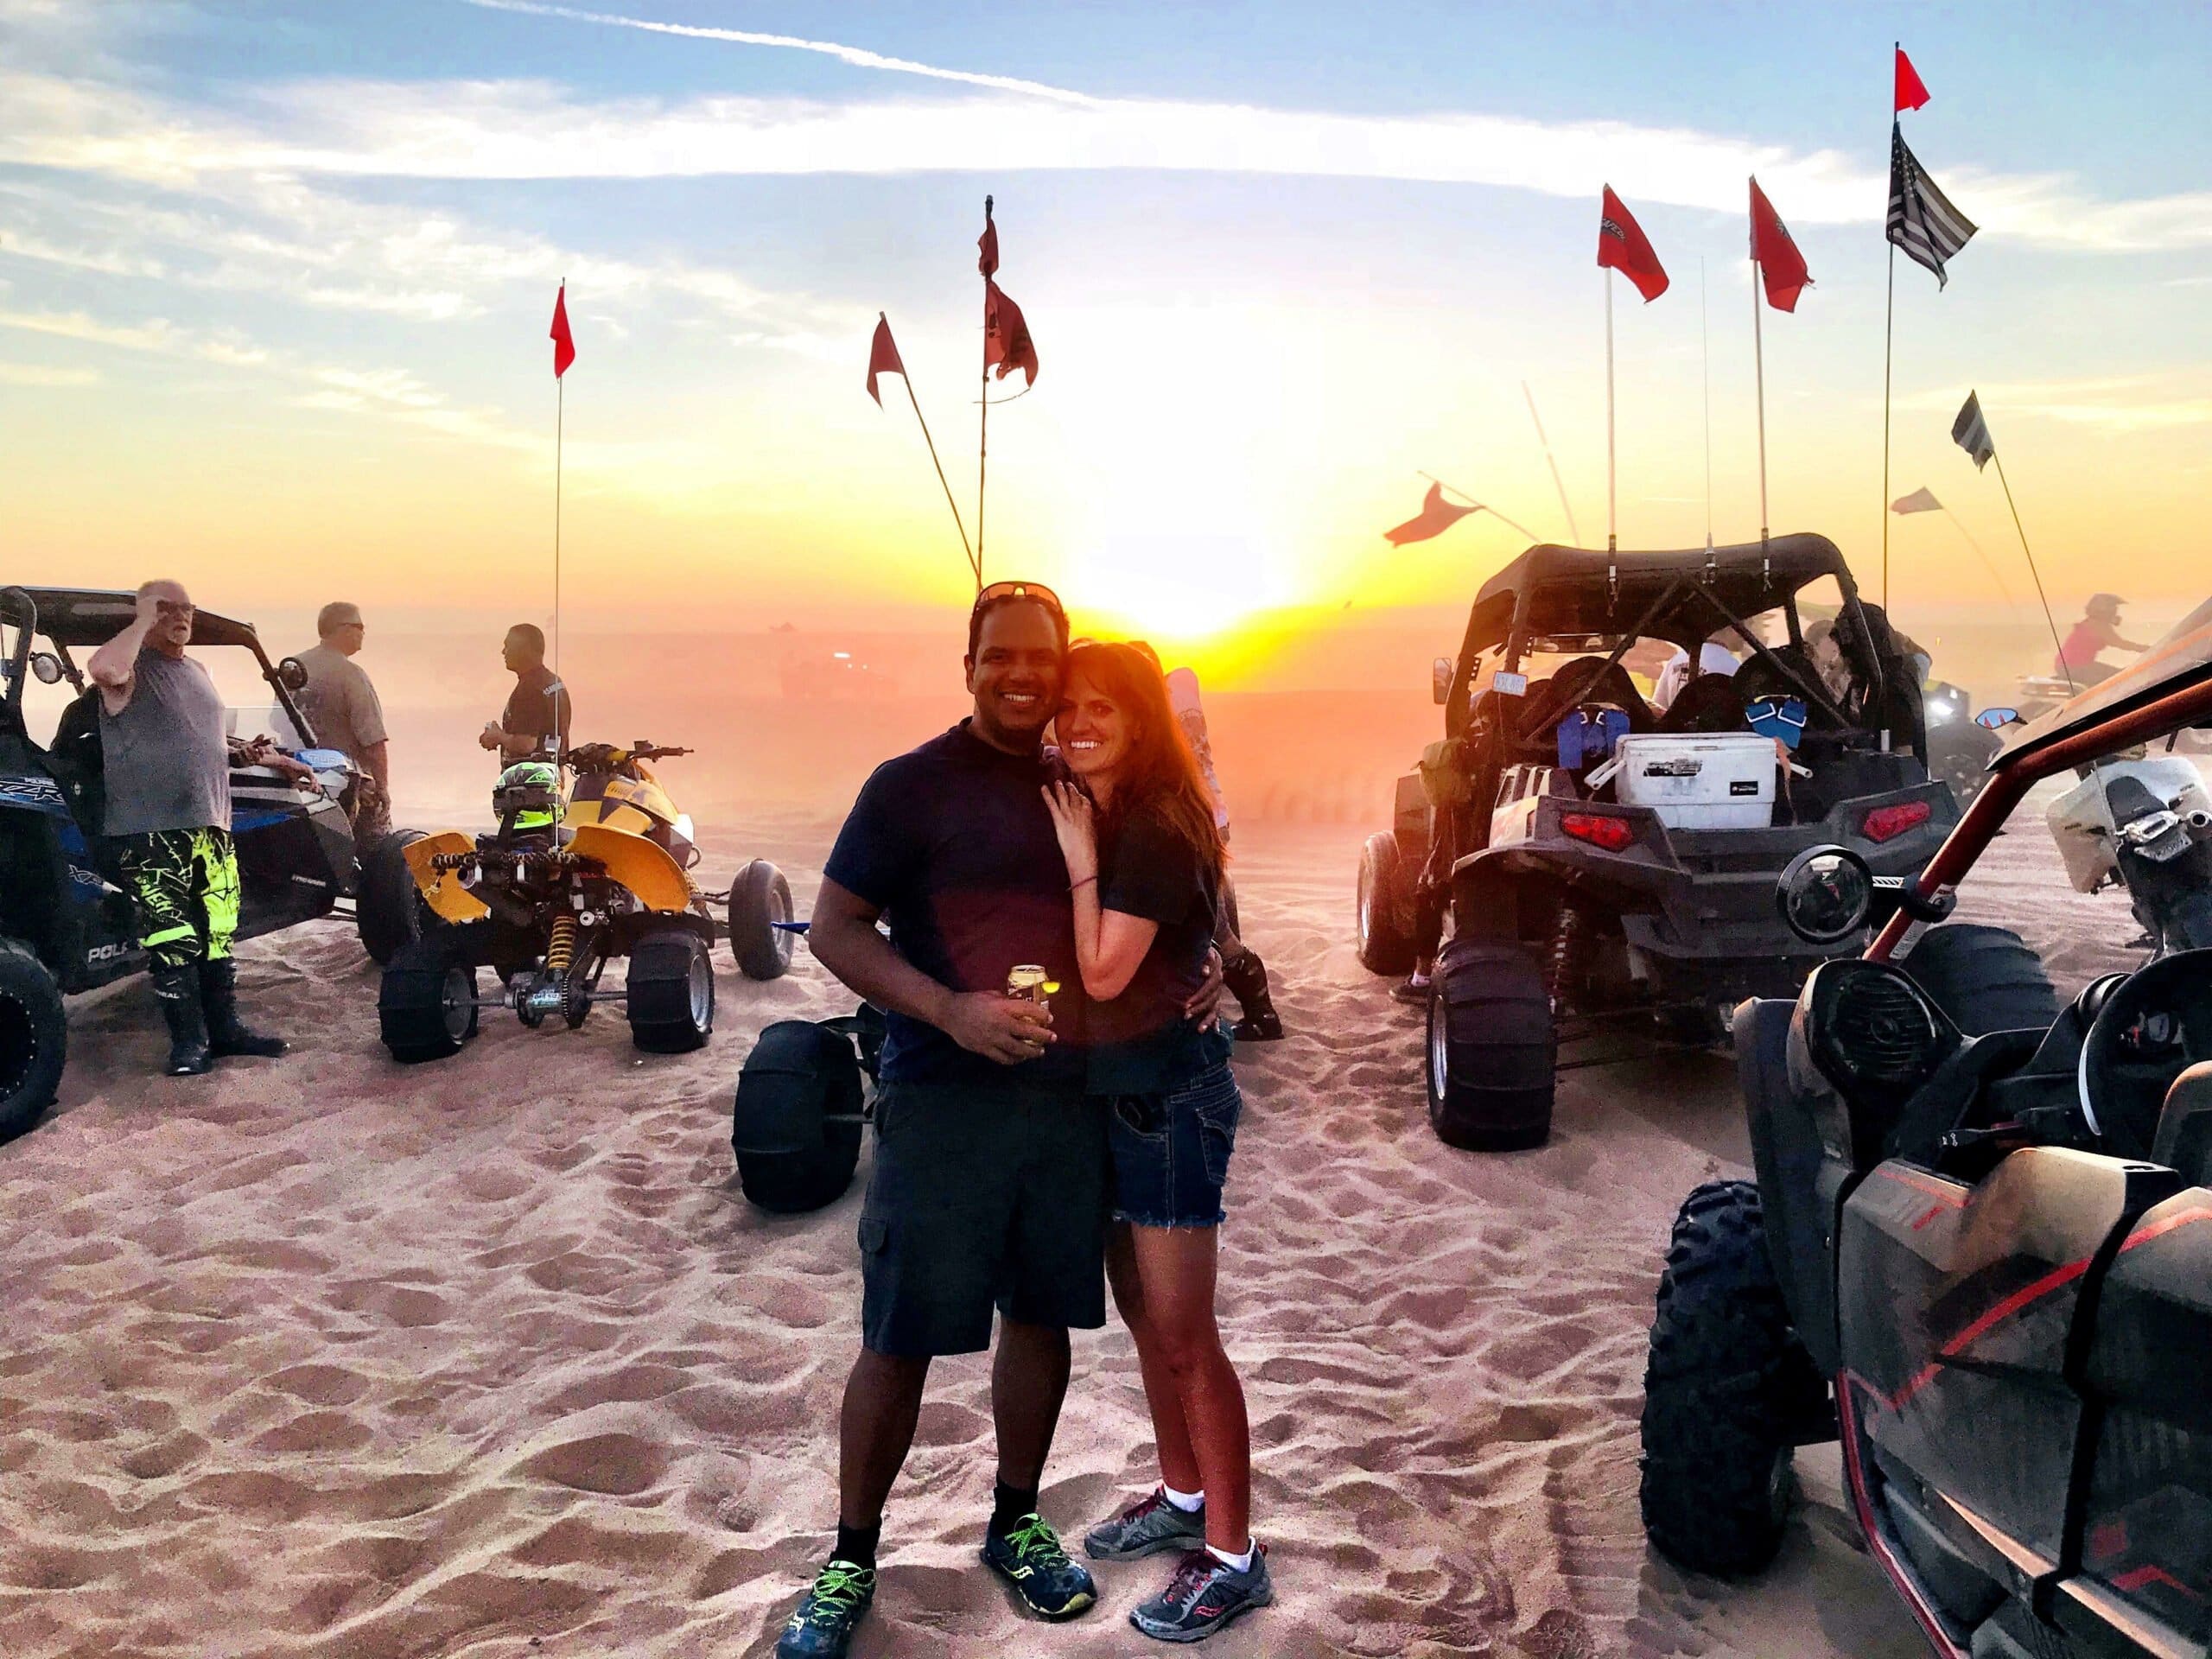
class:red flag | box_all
[978,211,999,278]
[1748,179,1813,313]
[1596,185,1669,302]
[983,280,1037,386]
[1895,47,1931,112]
[1384,483,1478,547]
[866,315,904,406]
[550,283,575,378]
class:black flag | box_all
[1888,124,1977,288]
[1952,391,1995,471]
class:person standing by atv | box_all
[479,623,572,760]
[775,582,1220,1659]
[2056,593,2148,687]
[295,601,391,838]
[87,581,291,1077]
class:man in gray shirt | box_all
[88,580,290,1077]
[295,601,391,839]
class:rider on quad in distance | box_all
[378,738,793,1062]
[1638,603,2212,1659]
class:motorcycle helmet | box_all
[493,760,561,832]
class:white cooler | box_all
[1613,733,1777,830]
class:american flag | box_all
[1887,124,1976,288]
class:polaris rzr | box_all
[1357,535,1955,1151]
[378,740,795,1062]
[0,585,422,1141]
[1637,616,2212,1658]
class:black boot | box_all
[1222,948,1284,1042]
[201,958,288,1058]
[151,965,213,1076]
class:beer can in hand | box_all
[1006,964,1057,1014]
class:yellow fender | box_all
[568,823,694,913]
[404,830,491,923]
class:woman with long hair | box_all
[1040,640,1268,1643]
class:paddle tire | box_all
[1900,923,2061,1035]
[1640,1179,1828,1577]
[357,829,436,967]
[628,928,715,1052]
[730,1020,866,1213]
[1357,832,1419,977]
[728,859,796,982]
[0,938,67,1144]
[378,938,480,1064]
[1426,939,1554,1150]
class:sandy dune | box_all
[0,804,2152,1659]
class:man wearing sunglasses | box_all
[780,581,1219,1657]
[87,580,290,1077]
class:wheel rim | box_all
[440,968,470,1039]
[687,950,712,1026]
[1427,988,1448,1097]
[770,881,795,969]
[1357,868,1376,952]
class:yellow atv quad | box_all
[377,741,794,1063]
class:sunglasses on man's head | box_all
[970,580,1064,619]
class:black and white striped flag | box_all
[1952,391,1995,471]
[1888,124,1976,288]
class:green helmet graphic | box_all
[494,760,561,831]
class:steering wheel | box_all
[2079,949,2212,1159]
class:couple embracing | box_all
[780,582,1269,1654]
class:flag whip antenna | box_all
[1881,45,1901,610]
[1700,257,1713,552]
[1604,268,1617,551]
[883,313,978,587]
[1522,383,1580,546]
[1992,448,2072,694]
[1751,230,1770,550]
[976,194,992,594]
[554,279,565,688]
[1417,473,1541,544]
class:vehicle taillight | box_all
[1860,799,1933,843]
[1561,811,1636,852]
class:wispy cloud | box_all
[0,304,267,365]
[0,358,99,386]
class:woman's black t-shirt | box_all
[1090,798,1231,1095]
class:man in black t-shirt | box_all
[477,623,572,759]
[776,585,1215,1659]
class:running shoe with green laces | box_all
[980,1513,1097,1620]
[1084,1488,1209,1560]
[1129,1544,1273,1643]
[776,1558,876,1658]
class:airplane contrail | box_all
[461,0,1099,105]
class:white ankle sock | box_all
[1206,1538,1255,1573]
[1161,1484,1205,1513]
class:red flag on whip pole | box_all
[1596,187,1669,302]
[550,283,575,378]
[865,315,903,406]
[865,312,977,585]
[1748,180,1813,312]
[1895,46,1931,111]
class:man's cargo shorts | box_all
[858,1083,1109,1357]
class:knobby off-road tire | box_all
[628,929,715,1053]
[357,829,438,967]
[1426,939,1555,1151]
[0,938,67,1144]
[1640,1179,1827,1577]
[730,1020,866,1213]
[1357,832,1419,977]
[378,937,480,1064]
[1901,924,2061,1036]
[728,859,796,982]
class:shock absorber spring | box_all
[1545,899,1587,1008]
[546,913,577,977]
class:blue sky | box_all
[2,0,2206,634]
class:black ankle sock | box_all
[833,1522,880,1569]
[990,1481,1039,1538]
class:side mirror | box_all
[1974,707,2020,729]
[1776,844,1874,944]
[276,655,309,691]
[29,652,64,685]
[1433,656,1454,705]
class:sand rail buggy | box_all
[1357,535,1954,1150]
[1638,619,2212,1658]
[378,740,795,1062]
[0,585,423,1140]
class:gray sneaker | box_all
[1083,1488,1208,1560]
[1130,1544,1273,1643]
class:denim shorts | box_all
[1104,1061,1243,1230]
